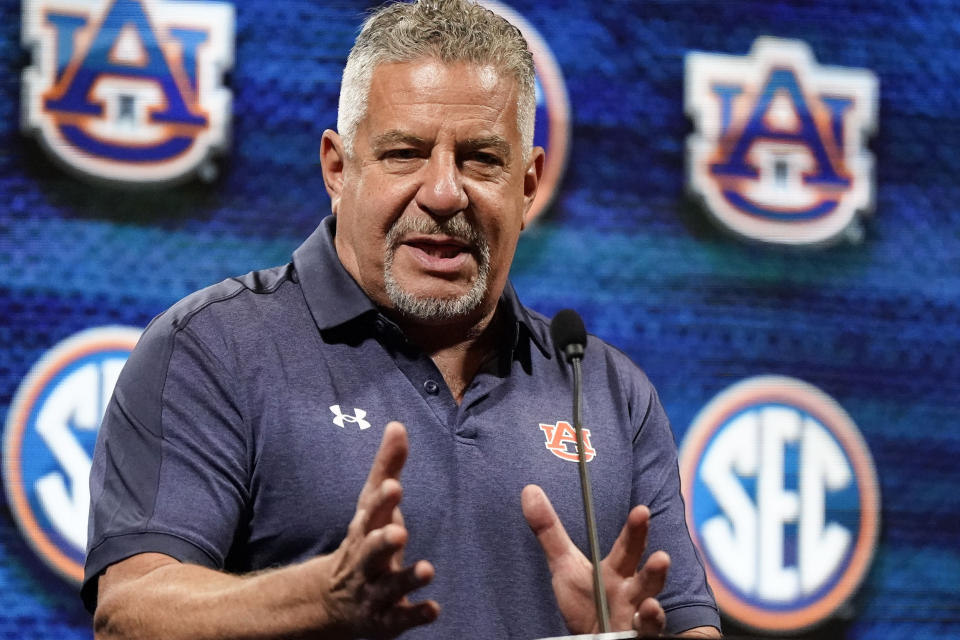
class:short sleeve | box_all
[630,378,721,634]
[83,314,250,613]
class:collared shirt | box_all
[84,216,719,637]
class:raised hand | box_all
[316,421,440,639]
[521,484,669,637]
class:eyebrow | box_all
[459,136,512,163]
[371,130,427,152]
[370,130,513,163]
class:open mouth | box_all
[406,240,468,259]
[399,235,473,272]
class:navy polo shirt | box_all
[84,216,719,637]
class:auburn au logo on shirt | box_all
[21,0,234,186]
[685,37,878,246]
[540,421,596,462]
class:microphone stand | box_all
[570,353,611,633]
[543,310,639,640]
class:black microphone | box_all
[551,308,586,362]
[550,309,612,634]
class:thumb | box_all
[521,484,576,565]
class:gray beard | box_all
[383,215,491,322]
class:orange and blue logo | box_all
[678,376,880,633]
[540,421,596,463]
[21,0,234,185]
[685,37,878,245]
[479,0,570,224]
[3,326,141,584]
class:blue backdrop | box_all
[1,0,958,638]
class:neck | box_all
[392,304,506,403]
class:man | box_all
[84,1,721,638]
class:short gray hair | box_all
[337,0,536,159]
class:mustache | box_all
[385,214,483,250]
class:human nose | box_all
[416,152,468,217]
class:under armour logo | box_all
[329,405,371,430]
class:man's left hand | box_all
[521,484,670,637]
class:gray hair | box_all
[337,0,536,159]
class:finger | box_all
[350,478,402,539]
[632,597,666,638]
[370,559,435,607]
[391,506,405,569]
[359,422,408,529]
[605,504,650,579]
[521,485,578,566]
[365,422,409,490]
[362,522,408,578]
[363,477,403,534]
[631,550,670,606]
[379,599,441,636]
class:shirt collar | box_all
[293,215,551,359]
[500,281,552,359]
[292,215,376,330]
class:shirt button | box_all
[423,380,440,395]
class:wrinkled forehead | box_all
[369,57,515,98]
[364,59,521,130]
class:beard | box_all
[382,214,491,322]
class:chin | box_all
[386,284,490,324]
[384,255,496,325]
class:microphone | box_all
[551,309,586,362]
[550,310,612,634]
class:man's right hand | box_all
[314,420,440,638]
[94,421,438,640]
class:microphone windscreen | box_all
[550,308,587,354]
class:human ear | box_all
[521,146,546,230]
[320,129,347,214]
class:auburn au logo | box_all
[21,0,234,185]
[3,326,141,584]
[678,376,880,633]
[540,421,596,462]
[685,37,878,245]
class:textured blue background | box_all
[2,0,959,638]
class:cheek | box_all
[338,197,387,262]
[482,196,526,245]
[341,182,385,238]
[359,174,418,231]
[480,212,523,271]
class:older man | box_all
[84,1,721,638]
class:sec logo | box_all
[3,326,141,584]
[678,376,880,633]
[479,0,570,224]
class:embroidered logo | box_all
[329,405,371,430]
[685,37,878,245]
[539,421,596,462]
[21,0,235,186]
[678,376,880,633]
[3,326,141,585]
